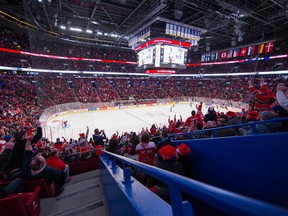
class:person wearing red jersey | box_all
[196,102,203,112]
[185,110,203,130]
[150,124,157,137]
[135,131,157,165]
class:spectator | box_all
[135,131,157,165]
[204,106,218,124]
[21,134,66,196]
[176,143,191,177]
[276,82,288,111]
[92,128,106,147]
[185,110,203,129]
[129,132,140,155]
[150,145,185,202]
[242,111,281,135]
[216,114,237,137]
[156,130,172,153]
[46,148,70,183]
[3,122,42,180]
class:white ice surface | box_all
[44,102,240,141]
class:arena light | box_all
[86,29,93,34]
[70,27,82,32]
[97,32,103,35]
[0,65,288,76]
[60,25,66,30]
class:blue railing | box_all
[101,151,288,216]
[166,116,288,140]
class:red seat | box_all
[77,159,92,174]
[23,179,56,198]
[0,186,41,216]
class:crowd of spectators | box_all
[1,26,288,75]
[1,73,287,137]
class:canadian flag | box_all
[265,42,274,53]
[221,52,227,59]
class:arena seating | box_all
[0,186,41,216]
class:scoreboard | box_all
[135,38,191,70]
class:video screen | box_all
[138,46,154,67]
[137,44,188,69]
[163,45,186,65]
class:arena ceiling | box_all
[1,0,288,51]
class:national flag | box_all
[201,55,205,62]
[181,27,185,38]
[247,46,256,55]
[165,23,169,35]
[169,24,173,35]
[221,51,227,59]
[184,28,188,38]
[233,48,240,57]
[215,52,220,60]
[177,26,181,36]
[258,43,264,54]
[205,54,211,61]
[265,42,274,53]
[240,47,247,56]
[210,53,215,61]
[226,50,233,58]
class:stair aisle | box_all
[40,170,108,216]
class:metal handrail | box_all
[166,116,288,139]
[102,151,288,216]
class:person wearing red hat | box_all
[78,126,91,160]
[226,111,241,127]
[246,110,259,122]
[176,143,192,177]
[149,145,186,202]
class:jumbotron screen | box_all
[137,44,188,69]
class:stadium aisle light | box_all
[86,29,93,34]
[70,27,82,32]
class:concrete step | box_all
[48,197,107,216]
[67,170,100,185]
[40,170,107,216]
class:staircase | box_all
[40,170,108,216]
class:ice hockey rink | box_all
[44,102,241,141]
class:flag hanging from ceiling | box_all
[205,54,211,61]
[210,53,215,61]
[165,23,169,35]
[226,50,233,58]
[221,51,227,59]
[240,47,247,56]
[201,54,205,62]
[247,46,256,55]
[233,48,240,57]
[258,43,265,54]
[265,42,274,53]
